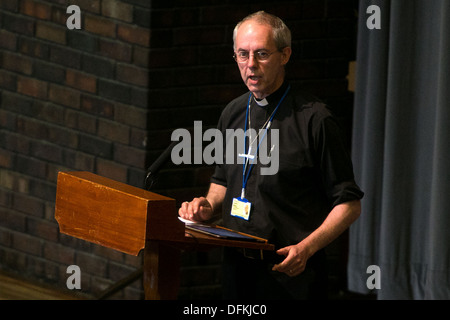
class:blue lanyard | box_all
[241,85,291,198]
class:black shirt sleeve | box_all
[312,112,364,207]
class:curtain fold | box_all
[348,0,450,299]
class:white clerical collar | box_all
[254,97,269,107]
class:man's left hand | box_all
[271,242,312,277]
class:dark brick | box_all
[98,38,132,62]
[28,178,56,202]
[98,119,130,144]
[16,117,48,140]
[80,95,114,119]
[65,69,97,93]
[0,70,17,91]
[48,84,80,109]
[34,60,65,83]
[84,14,116,37]
[34,101,65,125]
[116,63,149,87]
[62,149,95,171]
[78,133,113,158]
[1,131,30,154]
[30,140,63,163]
[49,45,81,69]
[47,124,78,148]
[17,76,48,99]
[1,51,33,75]
[117,24,150,47]
[20,0,52,20]
[0,110,17,131]
[35,21,66,44]
[76,251,107,277]
[96,158,128,183]
[67,30,97,52]
[15,154,47,179]
[64,109,97,134]
[2,12,35,36]
[0,208,26,232]
[50,4,68,26]
[12,232,41,255]
[113,143,146,168]
[73,0,101,14]
[82,54,114,78]
[114,103,147,129]
[18,36,49,59]
[98,79,131,104]
[0,148,14,169]
[102,0,133,22]
[0,0,19,12]
[12,192,44,218]
[43,242,75,265]
[1,91,34,116]
[27,218,59,242]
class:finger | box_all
[190,198,202,215]
[187,199,201,220]
[273,248,300,273]
[184,201,197,220]
[179,201,189,218]
[276,247,289,257]
[272,258,291,272]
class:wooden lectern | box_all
[55,171,274,300]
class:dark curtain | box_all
[348,0,450,299]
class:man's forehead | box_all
[235,21,275,49]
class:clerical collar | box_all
[252,82,289,108]
[254,97,269,107]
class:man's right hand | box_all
[178,197,214,222]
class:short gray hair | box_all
[233,11,292,51]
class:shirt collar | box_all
[252,81,289,108]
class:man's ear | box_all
[281,47,292,66]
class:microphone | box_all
[144,140,179,190]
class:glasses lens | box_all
[236,52,248,62]
[234,50,274,63]
[256,51,270,60]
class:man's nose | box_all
[247,53,258,67]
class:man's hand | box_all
[178,183,226,223]
[178,197,214,222]
[272,242,312,277]
[271,200,361,277]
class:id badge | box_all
[230,197,252,220]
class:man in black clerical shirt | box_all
[179,11,363,299]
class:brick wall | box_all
[0,0,357,299]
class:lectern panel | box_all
[55,171,181,255]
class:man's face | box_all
[234,21,291,99]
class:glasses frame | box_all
[233,49,280,64]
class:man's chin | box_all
[246,84,266,98]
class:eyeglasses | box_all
[233,50,279,63]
